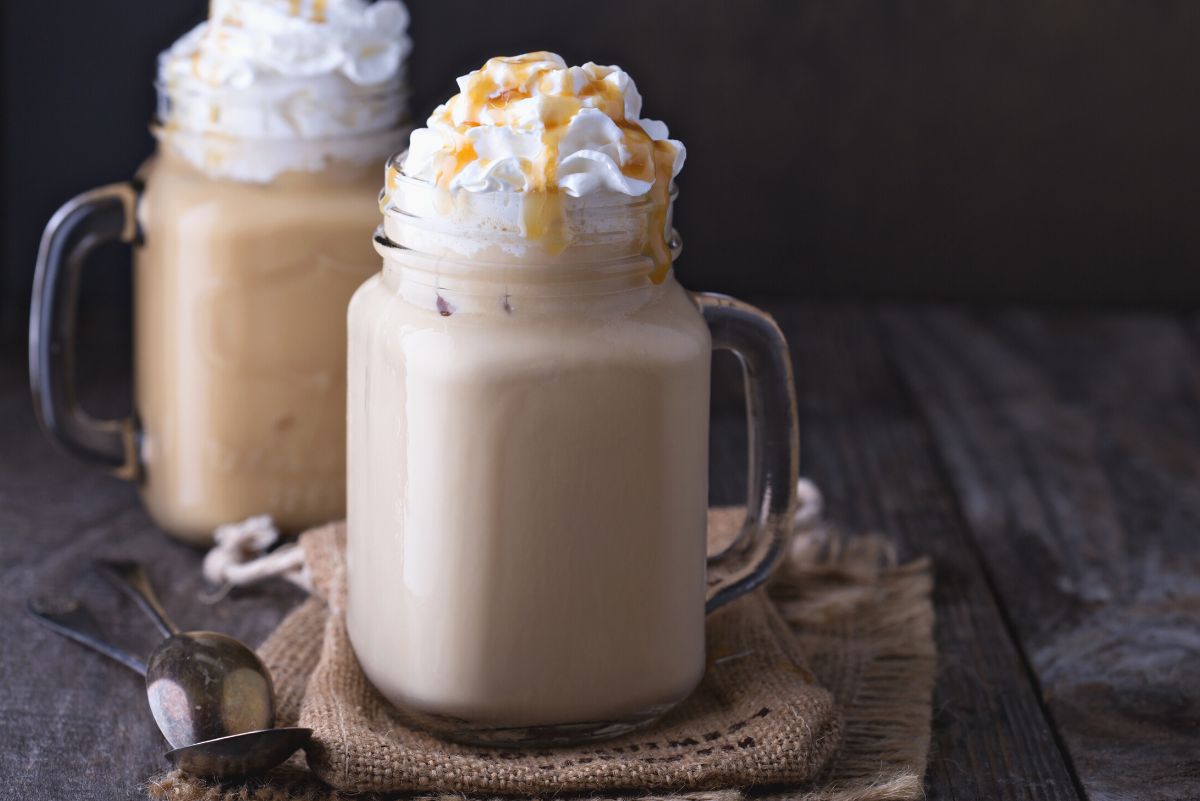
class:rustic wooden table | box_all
[2,303,1197,800]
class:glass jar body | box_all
[345,254,713,739]
[134,146,381,542]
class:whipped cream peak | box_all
[400,51,685,199]
[158,0,411,181]
[162,0,411,92]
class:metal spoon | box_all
[94,559,277,749]
[27,576,310,779]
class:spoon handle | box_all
[96,560,180,638]
[26,597,148,676]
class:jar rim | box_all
[153,79,409,144]
[150,120,410,146]
[155,79,407,106]
[379,149,682,282]
[150,112,409,183]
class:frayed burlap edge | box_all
[769,533,935,801]
[146,526,934,801]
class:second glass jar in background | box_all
[133,117,401,539]
[30,39,410,543]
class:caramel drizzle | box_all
[645,140,677,284]
[380,164,402,212]
[288,0,326,23]
[427,54,679,280]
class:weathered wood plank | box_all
[764,303,1083,801]
[882,307,1200,801]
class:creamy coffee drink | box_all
[136,149,384,537]
[133,0,411,541]
[349,190,710,730]
[346,53,715,737]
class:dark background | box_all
[4,0,1200,343]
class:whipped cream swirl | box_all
[158,0,411,180]
[402,52,685,197]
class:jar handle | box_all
[29,182,142,479]
[694,292,799,613]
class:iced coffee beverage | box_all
[346,53,799,745]
[31,0,411,543]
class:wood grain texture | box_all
[762,303,1083,800]
[882,308,1200,801]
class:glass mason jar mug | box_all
[346,162,799,745]
[30,88,405,544]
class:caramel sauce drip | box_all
[425,54,678,270]
[463,74,499,120]
[645,140,677,284]
[617,120,656,183]
[521,190,567,254]
[442,139,479,184]
[287,0,326,22]
[380,164,401,212]
[613,117,675,283]
[520,93,578,252]
[579,78,625,122]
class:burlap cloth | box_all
[148,504,934,801]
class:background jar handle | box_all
[29,182,141,479]
[694,292,800,613]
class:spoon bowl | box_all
[165,727,312,779]
[146,630,276,749]
[97,560,276,748]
